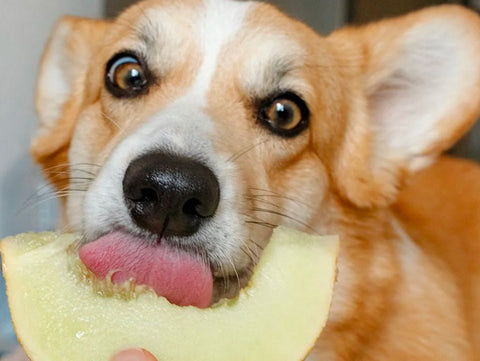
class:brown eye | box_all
[259,92,310,137]
[105,53,150,98]
[266,99,302,131]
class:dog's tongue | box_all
[79,233,213,308]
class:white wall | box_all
[0,0,103,354]
[0,0,103,239]
[104,0,347,33]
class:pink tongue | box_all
[79,233,213,308]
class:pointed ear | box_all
[32,16,108,190]
[329,5,480,207]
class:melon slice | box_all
[1,227,339,361]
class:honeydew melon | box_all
[1,227,338,361]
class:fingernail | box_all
[141,349,157,361]
[111,348,157,361]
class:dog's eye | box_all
[259,92,310,137]
[105,53,150,97]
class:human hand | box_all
[110,349,157,361]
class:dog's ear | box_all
[32,17,108,190]
[328,5,480,207]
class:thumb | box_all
[110,348,157,361]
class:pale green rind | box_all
[1,227,338,361]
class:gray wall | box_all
[0,0,103,354]
[104,0,347,33]
[0,1,103,240]
[271,0,347,34]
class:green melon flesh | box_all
[1,227,338,361]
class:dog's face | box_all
[33,0,480,304]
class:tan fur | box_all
[327,6,480,208]
[394,156,480,357]
[32,17,109,203]
[32,2,480,360]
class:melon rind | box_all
[1,227,338,361]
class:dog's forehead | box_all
[111,0,310,100]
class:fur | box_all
[24,1,480,360]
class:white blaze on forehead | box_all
[122,0,252,83]
[185,0,252,103]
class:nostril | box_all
[181,198,216,219]
[125,186,158,204]
[139,188,158,203]
[182,198,201,217]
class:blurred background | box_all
[0,0,479,356]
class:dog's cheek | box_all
[66,104,113,233]
[271,152,330,233]
[203,156,251,270]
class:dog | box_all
[11,0,480,360]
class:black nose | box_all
[123,152,220,237]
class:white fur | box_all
[81,0,253,272]
[188,0,253,102]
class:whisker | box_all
[30,189,88,202]
[42,162,101,172]
[248,187,314,210]
[244,196,283,210]
[18,184,90,215]
[23,162,99,214]
[245,194,316,231]
[21,182,58,204]
[239,245,257,265]
[20,190,85,211]
[48,177,95,183]
[245,220,276,229]
[101,111,125,134]
[243,211,278,228]
[228,139,270,163]
[251,207,317,233]
[45,169,98,178]
[227,257,241,292]
[219,262,229,295]
[247,238,265,253]
[242,241,263,264]
[55,189,89,194]
[45,167,98,175]
[21,180,91,208]
[16,194,64,216]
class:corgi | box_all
[15,1,480,360]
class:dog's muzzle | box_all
[79,152,221,309]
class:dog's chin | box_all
[211,266,254,304]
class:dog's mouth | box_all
[79,231,254,308]
[79,232,215,308]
